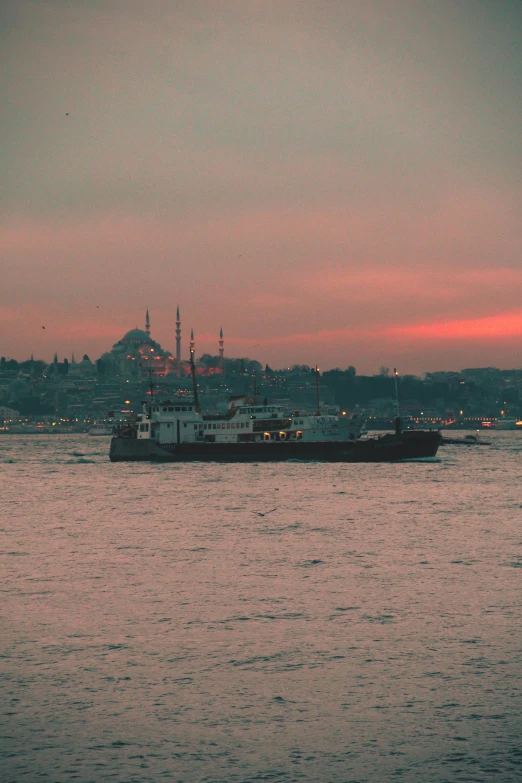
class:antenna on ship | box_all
[189,333,201,414]
[315,366,321,416]
[393,368,402,435]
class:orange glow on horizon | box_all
[387,310,522,341]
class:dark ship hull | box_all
[110,430,442,463]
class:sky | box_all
[2,0,522,374]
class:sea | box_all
[1,432,521,783]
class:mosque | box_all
[99,308,225,378]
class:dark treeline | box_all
[321,368,521,412]
[321,370,448,409]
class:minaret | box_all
[175,305,181,378]
[145,308,151,337]
[219,326,224,369]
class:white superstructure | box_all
[289,412,362,442]
[134,397,362,445]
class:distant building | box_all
[98,310,226,378]
[69,355,96,378]
[0,406,19,422]
[99,311,176,377]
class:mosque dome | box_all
[122,328,150,343]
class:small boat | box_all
[493,417,522,430]
[441,432,491,446]
[6,424,50,434]
[89,423,112,436]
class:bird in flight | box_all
[252,508,277,517]
[41,326,46,329]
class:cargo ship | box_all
[109,398,440,463]
[109,357,441,463]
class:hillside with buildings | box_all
[1,311,521,430]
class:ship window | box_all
[175,407,180,411]
[182,407,187,411]
[194,424,198,430]
[163,407,167,412]
[222,423,226,429]
[168,407,174,411]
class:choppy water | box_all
[1,432,521,782]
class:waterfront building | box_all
[0,405,19,423]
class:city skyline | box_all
[2,1,522,374]
[3,302,522,377]
[3,300,522,375]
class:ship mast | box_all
[147,348,155,404]
[393,368,400,418]
[315,366,321,416]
